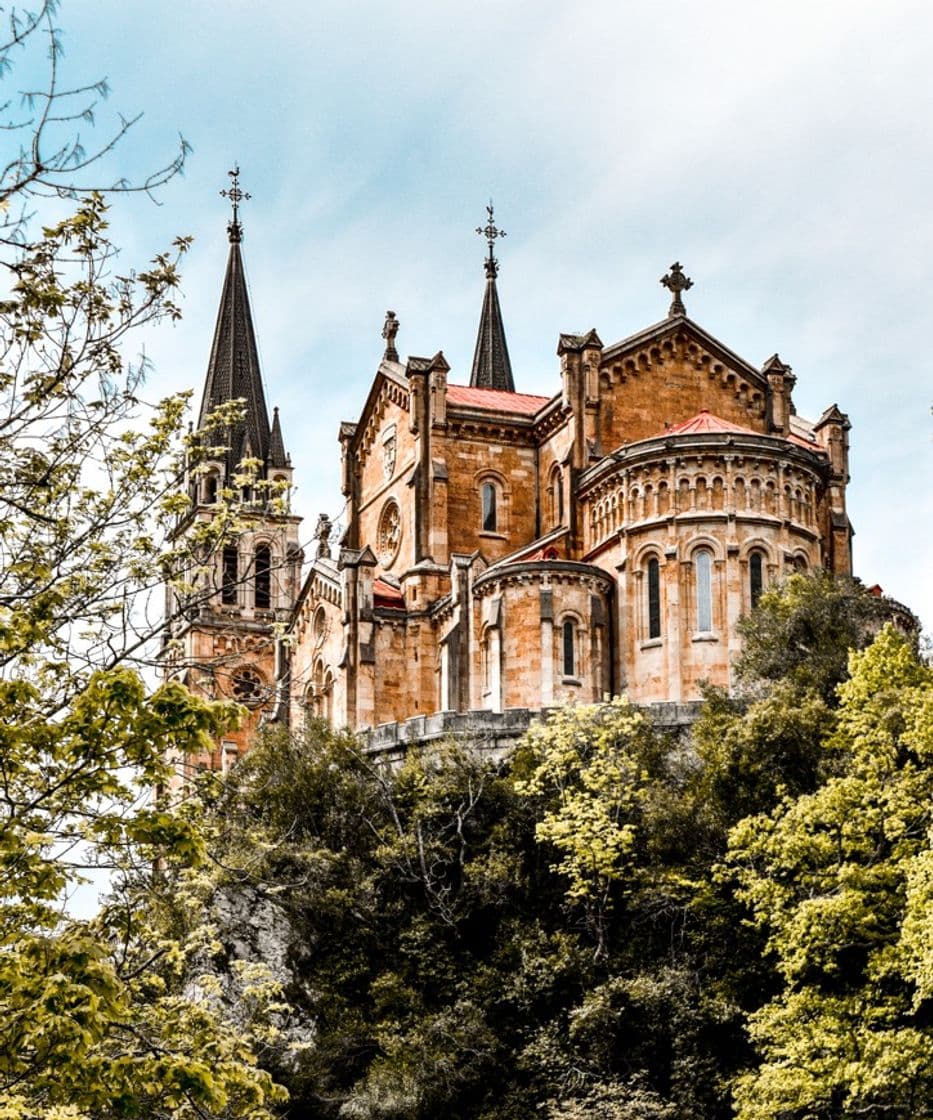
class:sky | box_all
[14,0,933,629]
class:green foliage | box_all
[734,569,886,702]
[202,708,748,1119]
[0,10,290,1116]
[728,627,933,1118]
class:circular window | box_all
[231,668,265,708]
[377,499,402,567]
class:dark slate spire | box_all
[269,405,289,468]
[469,202,515,392]
[197,169,274,476]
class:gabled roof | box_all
[601,314,768,392]
[447,384,550,415]
[197,239,274,474]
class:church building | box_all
[164,182,854,766]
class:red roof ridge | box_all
[373,577,405,610]
[447,383,551,415]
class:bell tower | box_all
[163,169,303,773]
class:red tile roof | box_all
[664,410,759,436]
[663,410,824,453]
[373,577,405,610]
[447,384,550,415]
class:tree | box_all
[193,703,750,1120]
[0,7,287,1117]
[733,569,887,703]
[728,627,933,1119]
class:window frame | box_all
[647,555,661,640]
[254,543,272,610]
[695,548,713,633]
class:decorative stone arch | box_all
[251,537,276,610]
[311,604,328,647]
[548,462,565,529]
[740,538,777,612]
[684,535,725,636]
[474,468,510,536]
[556,610,584,682]
[202,469,220,505]
[633,542,665,643]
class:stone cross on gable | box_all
[476,201,506,279]
[660,261,693,317]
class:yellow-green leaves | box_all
[727,626,933,1118]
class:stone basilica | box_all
[163,193,855,768]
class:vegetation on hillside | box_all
[186,575,932,1119]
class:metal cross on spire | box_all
[660,261,693,317]
[476,200,506,279]
[220,166,251,244]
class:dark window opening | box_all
[482,482,497,532]
[222,546,238,605]
[255,545,271,609]
[750,552,764,607]
[647,556,661,639]
[562,619,575,677]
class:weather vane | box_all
[221,166,251,243]
[660,261,693,317]
[476,200,506,278]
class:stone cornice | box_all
[578,430,830,497]
[473,558,614,597]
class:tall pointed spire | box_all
[269,406,289,468]
[469,201,515,392]
[197,168,273,477]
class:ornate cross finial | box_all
[382,310,400,362]
[660,261,693,317]
[476,200,506,279]
[220,166,251,243]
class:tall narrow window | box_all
[647,556,661,639]
[695,549,713,632]
[204,473,218,504]
[221,546,238,605]
[481,482,497,532]
[254,544,271,609]
[749,551,764,608]
[562,619,575,677]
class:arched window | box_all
[204,473,218,505]
[647,556,661,639]
[481,482,497,532]
[221,546,238,605]
[254,544,271,609]
[695,549,713,632]
[749,551,764,608]
[550,467,564,527]
[324,671,334,723]
[562,619,575,678]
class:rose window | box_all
[377,499,402,567]
[231,668,264,708]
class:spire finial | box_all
[382,310,400,362]
[476,200,506,279]
[660,262,693,317]
[220,165,251,243]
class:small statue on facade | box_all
[382,310,400,362]
[315,513,333,559]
